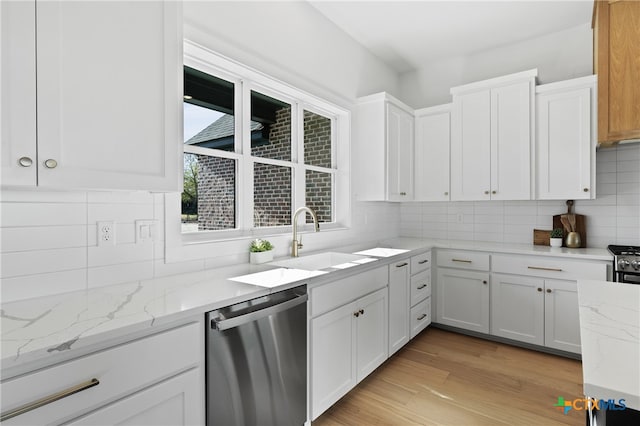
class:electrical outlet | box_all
[97,221,115,246]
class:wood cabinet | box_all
[593,0,640,145]
[388,259,410,355]
[435,250,490,333]
[353,93,414,201]
[450,70,536,201]
[414,105,451,201]
[311,287,387,420]
[1,0,182,191]
[0,322,204,425]
[536,76,596,200]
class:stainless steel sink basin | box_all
[269,252,376,271]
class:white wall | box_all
[400,144,640,248]
[399,23,593,108]
[0,2,401,303]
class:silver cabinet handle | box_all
[546,288,552,293]
[418,259,428,265]
[0,378,99,422]
[537,288,543,292]
[417,314,427,321]
[583,188,589,192]
[527,266,562,272]
[491,190,496,195]
[18,157,33,167]
[484,190,489,195]
[417,284,427,290]
[44,159,58,169]
[396,262,408,268]
[452,259,472,263]
[444,192,449,196]
[400,192,407,196]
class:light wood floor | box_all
[313,327,584,426]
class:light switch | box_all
[135,220,156,244]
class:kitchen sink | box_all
[229,268,328,288]
[352,247,410,257]
[269,252,376,271]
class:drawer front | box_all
[437,250,490,271]
[1,322,201,425]
[410,298,431,338]
[492,254,608,281]
[410,252,431,274]
[311,266,388,317]
[410,270,431,306]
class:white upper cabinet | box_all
[536,76,596,200]
[414,104,451,201]
[1,0,182,192]
[450,70,536,201]
[354,93,414,201]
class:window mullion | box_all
[241,80,253,230]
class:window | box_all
[177,47,345,243]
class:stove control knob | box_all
[618,259,630,270]
[631,260,640,271]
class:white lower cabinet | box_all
[388,259,410,355]
[311,287,388,420]
[67,368,201,425]
[0,322,204,426]
[543,279,582,353]
[436,250,491,334]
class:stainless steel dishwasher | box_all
[206,285,308,426]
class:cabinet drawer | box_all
[437,250,490,271]
[410,252,431,274]
[1,322,201,425]
[311,266,388,317]
[410,270,431,306]
[410,298,431,338]
[492,254,608,281]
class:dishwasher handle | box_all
[212,293,308,331]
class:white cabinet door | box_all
[388,260,410,355]
[67,368,203,426]
[490,273,544,345]
[31,1,182,191]
[451,90,491,201]
[387,103,414,201]
[410,298,431,339]
[355,288,388,381]
[490,81,532,200]
[414,105,451,201]
[1,0,37,187]
[311,301,356,420]
[537,79,595,200]
[436,268,490,333]
[544,279,581,353]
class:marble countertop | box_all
[1,237,612,378]
[577,280,640,411]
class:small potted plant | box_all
[550,228,564,247]
[249,238,274,264]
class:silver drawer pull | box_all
[1,378,99,422]
[527,266,562,272]
[396,262,408,268]
[452,258,472,263]
[417,314,427,321]
[417,284,427,290]
[418,260,428,264]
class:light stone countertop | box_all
[1,237,612,378]
[577,280,640,411]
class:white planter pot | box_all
[550,238,563,248]
[250,250,274,264]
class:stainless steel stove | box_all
[608,245,640,284]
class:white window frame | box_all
[165,40,351,263]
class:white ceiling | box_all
[308,0,594,73]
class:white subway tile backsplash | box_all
[0,190,87,203]
[1,203,87,227]
[87,203,154,224]
[1,247,87,278]
[88,261,154,288]
[88,241,154,268]
[0,225,86,252]
[1,269,87,303]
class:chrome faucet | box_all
[291,206,320,257]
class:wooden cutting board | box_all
[552,214,587,248]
